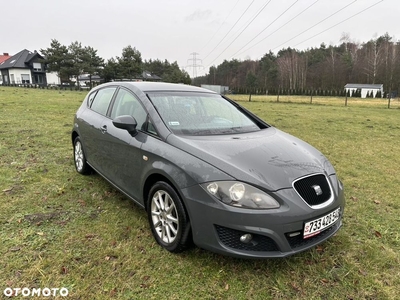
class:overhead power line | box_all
[272,0,358,51]
[293,0,384,48]
[207,0,273,66]
[201,0,240,52]
[234,0,320,57]
[203,0,256,61]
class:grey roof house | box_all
[0,49,47,86]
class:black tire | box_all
[73,136,92,175]
[147,181,191,253]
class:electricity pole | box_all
[187,52,203,79]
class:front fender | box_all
[139,136,234,202]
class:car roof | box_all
[104,81,217,94]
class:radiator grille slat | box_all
[293,174,332,207]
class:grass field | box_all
[1,87,399,299]
[229,93,400,109]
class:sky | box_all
[2,0,399,77]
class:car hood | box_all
[167,127,335,191]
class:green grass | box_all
[1,87,399,299]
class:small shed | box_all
[344,83,383,98]
[201,84,229,94]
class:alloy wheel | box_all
[150,190,179,244]
[74,140,84,172]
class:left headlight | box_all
[201,181,280,209]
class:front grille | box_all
[293,174,332,207]
[215,225,279,252]
[286,222,339,249]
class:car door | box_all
[99,87,148,201]
[79,86,117,174]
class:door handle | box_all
[101,125,107,134]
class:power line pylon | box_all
[187,52,203,79]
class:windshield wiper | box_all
[220,126,259,134]
[190,129,215,135]
[219,127,245,134]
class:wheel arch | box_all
[72,131,79,146]
[143,172,193,250]
[143,173,184,212]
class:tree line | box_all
[194,33,400,95]
[40,39,191,87]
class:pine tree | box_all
[40,39,70,83]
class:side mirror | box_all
[113,115,138,136]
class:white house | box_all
[344,83,383,98]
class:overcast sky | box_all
[2,0,399,77]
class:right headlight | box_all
[201,181,280,209]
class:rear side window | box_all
[89,87,117,116]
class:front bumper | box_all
[181,178,345,258]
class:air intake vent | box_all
[215,225,278,252]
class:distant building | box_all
[111,71,161,82]
[142,71,162,81]
[201,84,229,94]
[78,74,102,85]
[0,49,47,86]
[0,53,11,64]
[0,53,11,84]
[46,72,61,86]
[344,83,383,98]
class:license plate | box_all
[303,208,340,239]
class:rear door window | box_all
[89,87,117,116]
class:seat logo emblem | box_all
[311,185,323,196]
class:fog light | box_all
[240,234,253,244]
[288,231,301,237]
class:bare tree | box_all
[277,49,307,90]
[363,38,384,84]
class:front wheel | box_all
[73,136,91,175]
[147,181,191,253]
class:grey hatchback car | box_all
[72,82,344,258]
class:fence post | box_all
[277,85,280,103]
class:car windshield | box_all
[147,92,261,135]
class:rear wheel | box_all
[73,136,91,175]
[147,181,191,253]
